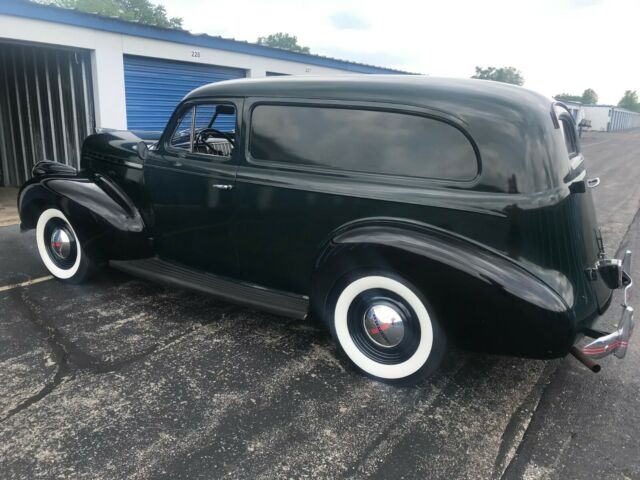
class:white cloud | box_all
[329,11,370,30]
[159,0,638,104]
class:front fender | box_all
[19,172,150,261]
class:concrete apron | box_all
[0,188,19,227]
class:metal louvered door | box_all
[0,42,94,187]
[123,55,245,132]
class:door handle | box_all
[586,177,600,188]
[212,184,233,190]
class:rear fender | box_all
[312,219,573,358]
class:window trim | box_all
[166,104,195,153]
[244,99,482,186]
[559,115,579,159]
[189,105,196,153]
[163,99,239,163]
[554,103,582,161]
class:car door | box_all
[143,99,241,278]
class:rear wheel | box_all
[327,272,446,386]
[36,208,94,283]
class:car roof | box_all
[184,75,550,113]
[184,75,567,195]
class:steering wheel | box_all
[195,128,235,153]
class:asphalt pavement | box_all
[0,187,19,226]
[1,131,639,479]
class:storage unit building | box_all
[562,101,585,125]
[123,56,246,131]
[0,0,404,186]
[609,108,640,132]
[0,42,94,186]
[582,105,640,132]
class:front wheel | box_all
[36,208,95,283]
[327,272,446,386]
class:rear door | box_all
[557,107,612,310]
[144,99,241,277]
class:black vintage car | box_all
[18,75,634,385]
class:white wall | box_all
[582,106,611,132]
[0,15,359,130]
[563,103,585,125]
[121,35,353,79]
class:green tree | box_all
[45,0,183,29]
[554,89,599,104]
[257,33,310,54]
[581,88,598,104]
[471,66,524,86]
[554,93,583,103]
[618,90,640,112]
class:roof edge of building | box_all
[1,0,412,75]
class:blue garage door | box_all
[123,55,245,131]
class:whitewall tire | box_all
[36,208,94,283]
[328,272,446,385]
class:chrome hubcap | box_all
[363,304,405,348]
[50,228,72,260]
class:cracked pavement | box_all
[1,131,639,479]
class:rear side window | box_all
[249,105,478,181]
[559,116,579,158]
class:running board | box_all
[109,258,309,319]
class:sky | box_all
[159,0,638,105]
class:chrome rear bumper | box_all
[582,306,634,359]
[582,250,634,360]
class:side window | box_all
[559,117,579,158]
[249,105,478,181]
[169,103,236,158]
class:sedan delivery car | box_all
[18,76,634,385]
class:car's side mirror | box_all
[137,141,149,161]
